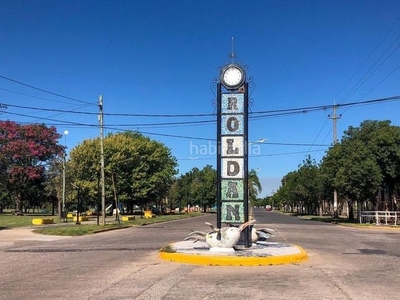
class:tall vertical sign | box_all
[217,63,249,247]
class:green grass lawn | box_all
[34,223,128,236]
[0,212,204,236]
[276,210,400,229]
[292,212,400,229]
[0,214,59,228]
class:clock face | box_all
[221,64,245,89]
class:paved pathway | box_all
[0,227,71,248]
[1,211,400,299]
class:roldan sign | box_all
[216,62,249,246]
[218,92,248,224]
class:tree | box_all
[342,120,400,208]
[0,121,63,212]
[44,157,69,216]
[192,165,217,211]
[327,138,382,220]
[67,131,177,213]
[277,171,302,213]
[248,169,262,206]
[172,166,217,212]
[275,120,400,219]
[67,138,100,211]
[320,120,396,219]
[295,156,324,215]
[247,168,262,219]
[167,178,180,211]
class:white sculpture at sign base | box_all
[185,219,273,252]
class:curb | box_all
[159,245,308,266]
[338,223,400,230]
[92,225,132,234]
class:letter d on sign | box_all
[227,161,239,176]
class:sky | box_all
[1,0,400,198]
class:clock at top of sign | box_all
[220,64,246,90]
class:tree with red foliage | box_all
[0,121,64,212]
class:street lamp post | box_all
[71,183,81,225]
[271,190,275,209]
[62,130,68,222]
[249,138,267,144]
[76,187,81,225]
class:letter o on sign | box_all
[227,117,239,132]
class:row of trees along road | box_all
[13,117,399,221]
[168,166,262,212]
[0,119,264,216]
[268,120,400,220]
[0,123,178,215]
[169,165,217,212]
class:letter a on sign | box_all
[226,181,239,198]
[221,180,244,200]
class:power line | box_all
[0,87,82,105]
[251,95,400,117]
[4,110,333,145]
[3,103,215,118]
[333,15,400,103]
[304,15,400,183]
[3,111,99,128]
[265,142,330,147]
[2,93,400,144]
[3,111,216,141]
[359,64,400,101]
[177,149,327,161]
[340,40,400,104]
[4,94,400,120]
[0,74,95,106]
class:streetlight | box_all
[249,138,267,144]
[249,138,267,157]
[62,130,68,222]
[71,183,81,225]
[271,189,275,210]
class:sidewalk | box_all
[160,240,308,266]
[0,215,124,244]
[0,227,71,245]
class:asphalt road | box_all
[0,209,399,300]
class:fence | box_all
[359,211,398,226]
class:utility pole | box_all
[111,172,120,225]
[62,155,66,221]
[62,130,68,222]
[99,95,106,225]
[329,104,341,217]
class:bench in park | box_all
[144,210,156,218]
[359,211,398,226]
[121,216,135,221]
[32,218,54,225]
[73,216,89,222]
